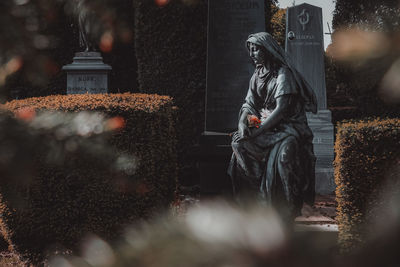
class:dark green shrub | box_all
[1,93,177,263]
[134,0,207,183]
[334,118,400,252]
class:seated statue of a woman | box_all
[228,32,317,220]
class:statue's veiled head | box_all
[245,32,318,113]
[246,32,286,68]
[247,43,266,65]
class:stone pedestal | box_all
[196,132,232,195]
[62,52,111,94]
[307,110,335,194]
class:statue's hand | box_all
[238,122,250,138]
[249,126,263,138]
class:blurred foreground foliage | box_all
[0,93,178,264]
[0,110,135,263]
[46,199,400,267]
[327,0,400,120]
[333,0,400,30]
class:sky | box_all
[277,0,335,50]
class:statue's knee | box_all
[279,149,290,164]
[232,140,245,149]
[279,139,297,164]
[232,141,239,149]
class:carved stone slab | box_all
[306,110,335,194]
[206,0,265,132]
[286,3,327,110]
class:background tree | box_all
[333,0,400,30]
[328,0,400,120]
[265,0,286,48]
[1,0,137,101]
[270,5,286,48]
[265,0,278,33]
[0,0,63,100]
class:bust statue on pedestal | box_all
[62,1,111,94]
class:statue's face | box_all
[248,43,265,65]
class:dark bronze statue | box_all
[228,32,317,220]
[77,0,96,52]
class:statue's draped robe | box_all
[228,33,317,216]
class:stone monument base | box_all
[62,52,112,94]
[195,131,232,195]
[307,110,335,195]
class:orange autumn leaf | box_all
[107,116,125,130]
[155,0,169,6]
[15,107,36,122]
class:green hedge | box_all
[334,118,400,252]
[134,0,207,183]
[1,93,177,263]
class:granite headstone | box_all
[285,3,335,194]
[285,3,326,109]
[206,0,265,132]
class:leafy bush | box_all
[1,93,177,263]
[334,118,400,252]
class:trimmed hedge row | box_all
[134,0,207,183]
[1,93,177,263]
[334,118,400,252]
